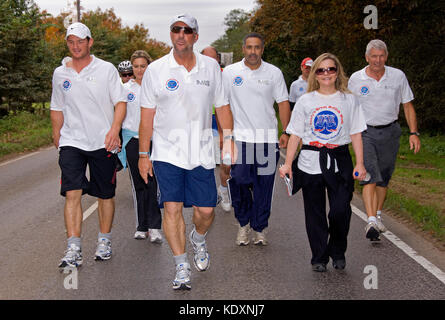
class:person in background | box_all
[289,57,313,111]
[118,50,163,243]
[201,45,231,212]
[118,60,134,83]
[348,39,421,241]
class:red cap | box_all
[301,57,313,67]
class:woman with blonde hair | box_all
[279,53,367,272]
[118,50,163,243]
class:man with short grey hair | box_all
[348,39,421,241]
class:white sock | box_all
[368,216,377,223]
[377,210,382,217]
[192,227,206,243]
[219,185,228,192]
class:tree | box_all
[212,9,251,63]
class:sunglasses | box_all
[315,67,337,75]
[171,26,194,34]
[121,73,133,77]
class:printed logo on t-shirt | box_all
[233,76,243,86]
[62,79,72,91]
[360,86,370,95]
[166,79,179,91]
[127,92,136,102]
[310,106,343,141]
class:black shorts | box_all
[58,146,118,199]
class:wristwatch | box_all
[282,131,290,136]
[223,135,234,141]
[409,132,420,136]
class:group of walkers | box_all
[50,14,420,290]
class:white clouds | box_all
[34,0,257,51]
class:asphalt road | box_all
[0,147,444,300]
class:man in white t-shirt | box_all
[223,32,291,246]
[138,14,236,290]
[50,22,127,268]
[348,39,421,241]
[289,57,313,110]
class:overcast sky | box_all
[33,0,257,51]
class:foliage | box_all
[0,1,170,115]
[211,9,251,62]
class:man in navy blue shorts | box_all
[138,14,236,290]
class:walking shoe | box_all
[312,263,327,272]
[189,228,210,271]
[332,259,346,270]
[219,186,231,212]
[59,244,83,268]
[365,221,381,241]
[172,263,192,290]
[376,215,387,233]
[236,224,251,246]
[134,231,148,240]
[94,238,112,261]
[149,229,163,243]
[253,230,268,246]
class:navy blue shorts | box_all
[152,161,217,208]
[58,146,117,199]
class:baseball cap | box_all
[170,14,199,34]
[65,22,92,40]
[301,57,313,67]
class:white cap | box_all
[170,14,199,34]
[65,22,92,40]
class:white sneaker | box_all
[134,231,148,240]
[189,228,210,271]
[236,224,251,246]
[219,186,231,212]
[253,229,268,246]
[59,244,83,268]
[376,215,387,233]
[94,238,112,261]
[149,229,163,243]
[365,221,380,241]
[172,263,192,290]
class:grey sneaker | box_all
[149,229,163,243]
[365,221,381,241]
[59,244,83,268]
[219,186,231,212]
[134,231,148,240]
[253,229,268,246]
[172,263,192,290]
[189,228,210,271]
[376,215,387,233]
[94,238,112,261]
[236,224,251,246]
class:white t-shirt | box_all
[348,66,414,126]
[286,91,367,174]
[122,79,141,135]
[140,49,228,170]
[289,75,308,103]
[50,55,127,151]
[222,59,289,143]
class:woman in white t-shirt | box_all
[279,53,367,272]
[118,50,163,243]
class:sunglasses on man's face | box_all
[315,67,337,75]
[170,26,194,34]
[121,73,133,77]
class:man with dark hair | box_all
[223,32,291,246]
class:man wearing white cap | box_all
[138,14,236,290]
[50,22,127,268]
[289,57,313,111]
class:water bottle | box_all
[222,153,232,166]
[355,171,371,182]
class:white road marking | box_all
[0,146,53,167]
[279,149,445,285]
[351,204,445,285]
[83,201,98,221]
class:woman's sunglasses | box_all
[315,67,337,75]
